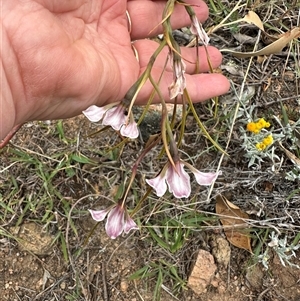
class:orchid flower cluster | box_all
[83,1,220,239]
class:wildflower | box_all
[255,134,273,151]
[146,160,221,198]
[190,15,210,45]
[256,118,270,130]
[82,105,107,122]
[89,203,138,239]
[262,134,273,146]
[168,52,186,99]
[101,104,126,131]
[120,117,139,139]
[83,103,139,139]
[246,118,271,134]
[246,122,259,134]
[255,142,267,151]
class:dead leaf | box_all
[233,33,258,45]
[216,195,252,252]
[263,77,272,91]
[221,64,245,77]
[243,11,264,31]
[222,27,300,58]
[278,141,300,167]
[257,55,268,64]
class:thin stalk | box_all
[124,40,167,117]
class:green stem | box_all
[148,74,179,166]
[121,134,161,207]
[124,40,167,117]
[184,89,227,155]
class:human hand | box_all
[1,0,229,140]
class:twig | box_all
[102,261,109,301]
[257,287,272,301]
[0,123,23,148]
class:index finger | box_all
[127,0,208,40]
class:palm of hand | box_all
[3,0,229,131]
[8,0,138,121]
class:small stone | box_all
[218,283,226,294]
[120,279,129,292]
[245,265,264,289]
[210,236,231,268]
[210,279,219,288]
[10,222,54,256]
[188,249,217,295]
[60,282,66,290]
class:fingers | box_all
[132,39,229,104]
[133,40,222,74]
[135,70,230,105]
[127,0,208,40]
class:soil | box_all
[1,109,300,301]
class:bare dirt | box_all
[1,108,300,301]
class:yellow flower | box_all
[247,118,271,134]
[256,134,273,151]
[256,118,270,130]
[247,122,259,133]
[256,142,266,151]
[262,135,273,146]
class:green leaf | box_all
[147,225,170,250]
[153,268,163,301]
[71,153,94,164]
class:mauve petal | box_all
[146,175,167,197]
[169,81,182,100]
[169,60,186,99]
[102,105,126,130]
[124,212,139,234]
[105,205,125,239]
[190,15,210,45]
[89,209,109,221]
[120,122,139,139]
[193,170,222,186]
[166,162,191,198]
[82,105,107,122]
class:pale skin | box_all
[0,0,230,140]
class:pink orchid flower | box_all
[83,104,139,139]
[190,15,210,45]
[169,57,186,99]
[89,203,138,239]
[146,160,221,198]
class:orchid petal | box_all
[166,162,191,198]
[190,15,210,45]
[124,212,139,234]
[120,121,139,139]
[82,105,107,122]
[192,170,222,186]
[105,205,125,239]
[89,209,109,221]
[146,174,167,197]
[169,80,183,100]
[169,59,186,99]
[102,105,126,130]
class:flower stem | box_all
[123,40,167,117]
[121,134,161,207]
